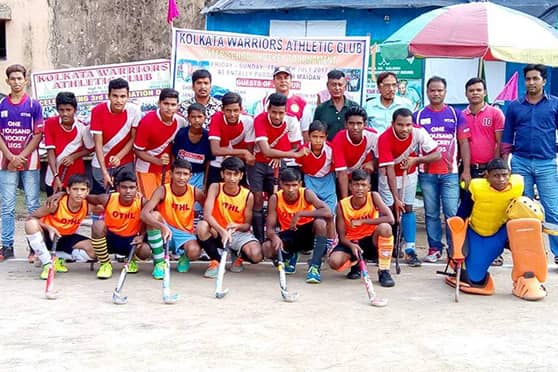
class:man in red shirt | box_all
[90,78,141,194]
[332,106,378,199]
[207,91,255,185]
[44,92,94,196]
[378,108,440,266]
[134,88,185,199]
[248,93,306,242]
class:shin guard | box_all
[507,218,547,301]
[252,210,265,243]
[401,212,416,244]
[377,235,394,271]
[310,236,328,268]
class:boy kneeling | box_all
[328,169,396,287]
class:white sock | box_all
[26,232,50,265]
[72,249,93,262]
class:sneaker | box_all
[54,258,69,273]
[378,270,395,287]
[204,260,219,279]
[96,262,112,279]
[230,257,244,273]
[177,255,190,273]
[284,253,298,275]
[40,263,52,280]
[152,261,165,280]
[491,255,504,267]
[555,256,558,265]
[0,246,14,261]
[306,265,321,284]
[346,264,361,280]
[127,259,139,274]
[406,251,422,267]
[423,248,442,263]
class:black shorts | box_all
[246,162,276,195]
[44,231,89,255]
[276,221,315,253]
[106,230,137,256]
[331,236,378,261]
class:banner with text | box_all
[31,59,171,123]
[171,28,369,114]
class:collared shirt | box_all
[503,94,558,160]
[463,103,505,164]
[313,96,359,141]
[178,96,222,129]
[365,95,413,134]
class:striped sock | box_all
[147,229,164,265]
[91,237,110,264]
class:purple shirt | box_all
[0,94,44,170]
[413,105,470,174]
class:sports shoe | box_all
[378,270,395,287]
[204,260,219,278]
[306,265,321,284]
[152,261,165,280]
[177,255,190,273]
[127,259,139,274]
[230,256,244,273]
[96,262,112,279]
[555,256,558,265]
[284,252,298,275]
[54,258,69,273]
[40,263,52,280]
[423,248,442,263]
[0,246,14,261]
[346,264,361,280]
[406,251,422,267]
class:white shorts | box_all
[378,172,418,207]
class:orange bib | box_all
[212,183,250,228]
[41,195,88,236]
[276,188,315,231]
[339,193,379,241]
[104,193,142,237]
[157,184,195,232]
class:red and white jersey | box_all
[295,142,335,177]
[378,126,438,176]
[43,116,94,186]
[208,111,254,167]
[259,94,307,122]
[90,102,141,168]
[332,128,378,172]
[253,112,302,163]
[134,110,185,173]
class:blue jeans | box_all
[511,155,558,256]
[419,173,459,251]
[0,170,40,247]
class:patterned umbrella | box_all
[381,1,558,66]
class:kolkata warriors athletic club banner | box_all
[31,59,171,123]
[171,28,370,114]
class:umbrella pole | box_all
[477,56,484,78]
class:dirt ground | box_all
[1,218,558,372]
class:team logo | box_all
[290,103,300,113]
[0,110,7,118]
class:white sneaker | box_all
[423,249,442,263]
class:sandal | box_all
[491,255,504,266]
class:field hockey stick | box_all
[276,249,298,303]
[215,229,233,299]
[112,236,140,305]
[358,251,388,307]
[273,166,280,194]
[44,236,59,300]
[394,170,407,275]
[54,165,68,193]
[162,240,178,304]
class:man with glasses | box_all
[365,72,413,135]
